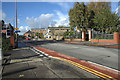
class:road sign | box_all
[14,28,19,30]
[14,30,20,33]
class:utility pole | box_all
[15,0,18,48]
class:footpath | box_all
[64,41,120,48]
[2,42,98,80]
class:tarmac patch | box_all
[10,58,42,63]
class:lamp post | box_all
[15,0,18,48]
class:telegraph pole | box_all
[15,0,18,48]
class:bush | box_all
[94,36,103,39]
[2,33,12,52]
[2,38,12,52]
[39,33,44,38]
[31,35,34,38]
[63,31,82,39]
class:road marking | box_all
[10,58,42,63]
[73,47,79,48]
[31,47,118,80]
[13,47,29,50]
[40,55,43,57]
[52,57,117,80]
[88,61,119,73]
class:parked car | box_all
[26,37,31,40]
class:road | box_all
[2,42,98,79]
[26,40,119,70]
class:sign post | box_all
[15,0,18,48]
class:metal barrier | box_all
[92,33,113,39]
[65,32,82,39]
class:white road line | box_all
[88,61,119,72]
[40,55,43,57]
[30,48,39,54]
[31,47,51,57]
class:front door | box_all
[85,31,89,41]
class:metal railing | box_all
[64,32,82,39]
[92,33,114,40]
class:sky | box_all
[1,2,119,35]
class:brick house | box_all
[24,28,47,38]
[24,30,33,37]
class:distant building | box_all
[24,28,47,38]
[24,30,33,37]
[44,27,70,40]
[31,28,41,33]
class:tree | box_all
[39,33,44,38]
[63,31,76,39]
[36,32,39,36]
[87,1,111,14]
[93,6,120,33]
[31,35,34,38]
[69,2,95,31]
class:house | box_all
[31,28,47,35]
[0,20,15,48]
[24,30,33,37]
[44,27,70,40]
[24,28,47,38]
[1,20,14,38]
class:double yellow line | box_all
[52,57,117,80]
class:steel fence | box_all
[92,33,114,39]
[65,32,82,39]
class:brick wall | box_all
[91,32,120,44]
[10,36,15,48]
[64,39,82,41]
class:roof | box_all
[48,27,70,29]
[43,30,47,34]
[7,23,14,30]
[31,28,45,30]
[24,30,33,34]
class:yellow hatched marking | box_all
[52,57,117,80]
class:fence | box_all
[65,32,82,39]
[92,33,114,40]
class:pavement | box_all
[2,42,99,79]
[64,41,120,48]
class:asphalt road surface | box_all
[26,40,119,70]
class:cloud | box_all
[0,9,6,20]
[115,6,120,16]
[50,2,73,12]
[17,19,20,25]
[25,14,54,29]
[19,26,31,35]
[49,20,57,27]
[57,2,70,10]
[53,10,69,27]
[25,11,69,28]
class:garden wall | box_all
[64,39,82,41]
